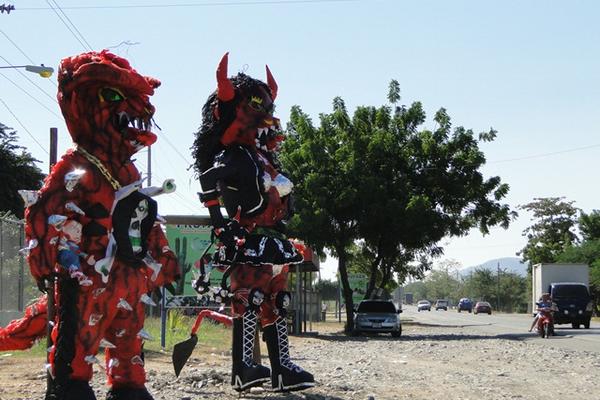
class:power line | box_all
[0,29,58,89]
[156,129,193,167]
[0,97,50,155]
[45,0,93,51]
[0,71,62,119]
[0,29,35,64]
[489,143,600,164]
[0,55,58,103]
[135,157,200,213]
[20,0,359,10]
[49,0,93,50]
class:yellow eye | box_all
[99,87,126,103]
[249,96,264,111]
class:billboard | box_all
[165,224,220,295]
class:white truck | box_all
[532,263,592,328]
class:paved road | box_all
[402,305,600,353]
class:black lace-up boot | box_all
[231,311,271,391]
[264,317,314,392]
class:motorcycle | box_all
[535,305,555,338]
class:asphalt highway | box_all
[403,304,600,353]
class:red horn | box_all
[265,65,278,101]
[216,52,235,102]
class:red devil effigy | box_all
[17,50,180,400]
[191,53,315,392]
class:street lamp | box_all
[0,64,54,78]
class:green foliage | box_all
[315,279,339,300]
[517,197,579,265]
[405,261,527,313]
[280,82,515,330]
[0,123,45,218]
[579,210,600,241]
[144,315,231,353]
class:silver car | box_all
[353,300,402,337]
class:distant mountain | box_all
[460,257,528,277]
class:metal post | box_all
[18,223,24,311]
[147,145,152,186]
[497,262,500,312]
[0,219,3,311]
[46,127,58,394]
[295,264,301,334]
[303,270,307,333]
[160,286,167,349]
[309,272,313,332]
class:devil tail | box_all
[0,295,48,351]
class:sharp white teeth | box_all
[118,111,130,127]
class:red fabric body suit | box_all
[23,51,179,400]
[193,53,314,393]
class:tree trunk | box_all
[365,240,383,299]
[365,258,379,300]
[336,247,355,333]
[379,261,393,291]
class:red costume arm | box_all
[25,159,76,281]
[146,224,180,290]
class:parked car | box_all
[457,298,473,313]
[353,300,402,337]
[417,300,431,312]
[435,299,449,311]
[474,301,492,315]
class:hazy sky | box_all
[2,0,599,280]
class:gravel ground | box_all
[1,322,599,400]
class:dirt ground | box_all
[1,321,599,400]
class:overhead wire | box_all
[0,29,36,64]
[45,0,93,51]
[489,143,600,164]
[134,156,200,214]
[0,97,50,155]
[0,29,58,88]
[0,55,58,104]
[0,71,62,119]
[20,0,360,11]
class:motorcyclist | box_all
[529,293,554,332]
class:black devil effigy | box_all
[189,53,315,392]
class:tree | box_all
[578,210,600,241]
[281,82,515,332]
[0,123,45,217]
[517,197,579,266]
[424,267,461,304]
[314,279,339,301]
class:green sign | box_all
[166,224,220,295]
[348,273,368,303]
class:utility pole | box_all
[147,145,152,186]
[46,127,58,394]
[497,262,500,312]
